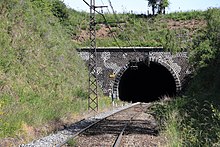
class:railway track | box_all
[21,103,141,147]
[113,105,144,147]
[59,103,161,147]
[21,102,165,147]
[56,103,145,147]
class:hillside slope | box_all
[75,11,206,53]
[152,8,220,146]
[0,0,89,144]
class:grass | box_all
[0,0,218,145]
[0,95,112,139]
[151,8,220,146]
[0,0,119,142]
[151,98,186,146]
[66,139,77,147]
[163,111,182,146]
[78,10,205,52]
[159,10,206,20]
[0,0,112,141]
[152,55,220,146]
[153,97,220,146]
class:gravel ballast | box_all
[20,103,139,147]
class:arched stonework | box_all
[112,57,181,98]
[77,48,191,98]
[112,64,129,98]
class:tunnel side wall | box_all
[78,51,191,98]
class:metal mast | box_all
[88,0,98,112]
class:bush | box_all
[189,8,220,69]
[51,0,69,22]
[190,39,216,68]
[154,8,220,147]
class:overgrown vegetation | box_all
[0,0,110,143]
[1,0,219,145]
[78,10,206,54]
[159,10,206,20]
[153,8,220,146]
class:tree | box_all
[158,0,169,14]
[148,0,157,15]
[147,0,169,15]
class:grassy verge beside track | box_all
[152,8,220,146]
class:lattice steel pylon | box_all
[88,0,98,112]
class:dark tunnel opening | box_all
[118,61,177,103]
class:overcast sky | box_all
[63,0,220,14]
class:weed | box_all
[66,139,77,147]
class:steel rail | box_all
[113,122,128,147]
[56,102,141,147]
[113,103,146,147]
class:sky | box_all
[63,0,220,14]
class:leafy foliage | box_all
[147,0,169,15]
[51,0,69,22]
[153,8,220,147]
[190,8,220,69]
[190,39,216,68]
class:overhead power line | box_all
[104,0,134,48]
[82,0,141,111]
[83,0,122,49]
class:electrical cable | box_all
[83,0,140,70]
[106,0,135,49]
[83,0,122,49]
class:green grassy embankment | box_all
[0,0,111,144]
[79,10,205,52]
[152,8,220,146]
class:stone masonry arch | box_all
[77,47,191,101]
[112,57,181,99]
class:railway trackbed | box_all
[60,103,165,147]
[21,102,166,147]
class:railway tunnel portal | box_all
[118,61,176,102]
[78,47,191,103]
